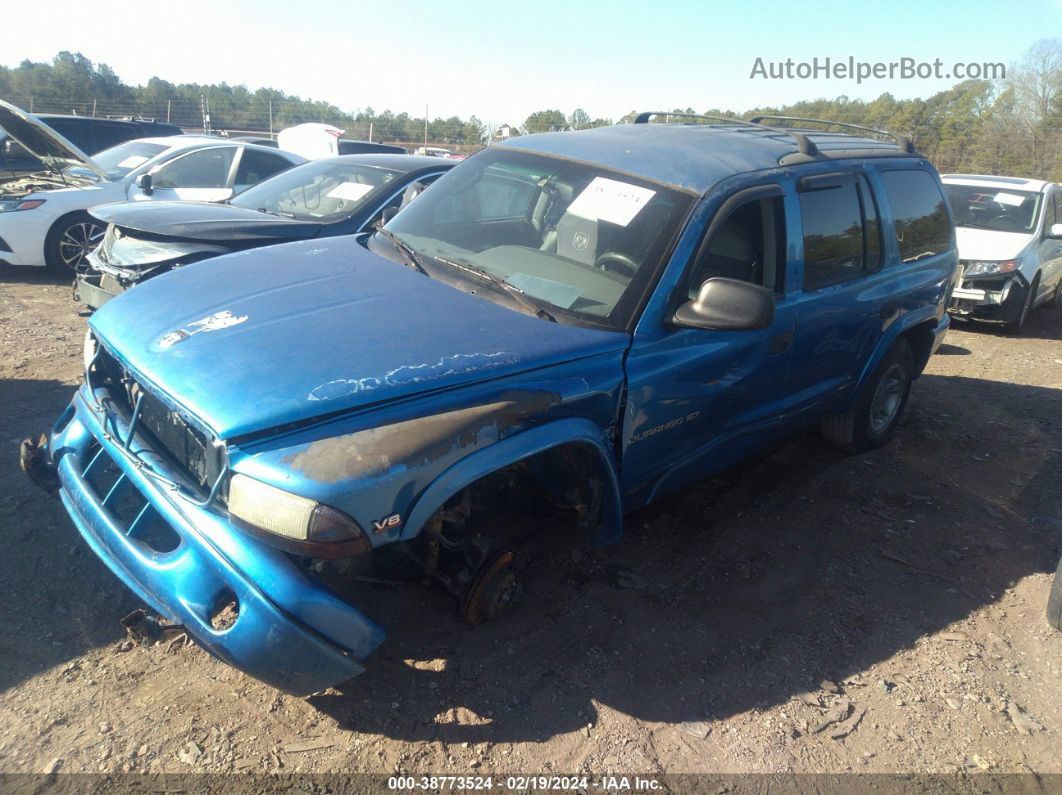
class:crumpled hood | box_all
[956,226,1034,262]
[90,200,325,242]
[0,99,106,179]
[89,237,627,439]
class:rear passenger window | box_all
[800,175,870,291]
[881,170,950,262]
[235,149,291,188]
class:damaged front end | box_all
[75,224,227,310]
[948,260,1027,321]
[28,342,386,696]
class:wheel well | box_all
[47,210,96,238]
[426,442,611,540]
[901,321,936,377]
[44,210,95,248]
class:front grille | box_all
[100,273,123,294]
[80,440,181,553]
[135,387,218,488]
[95,347,224,491]
[961,278,1007,292]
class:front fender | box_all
[399,417,624,545]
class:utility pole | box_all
[166,99,171,124]
[424,104,429,147]
[91,99,97,117]
[268,100,274,137]
[368,121,373,142]
[201,94,210,134]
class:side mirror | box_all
[672,277,775,331]
[135,173,153,195]
[379,206,400,226]
[1048,223,1062,238]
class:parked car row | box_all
[0,100,305,271]
[75,153,453,308]
[5,100,1059,695]
[1,111,182,177]
[233,134,407,155]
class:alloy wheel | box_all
[869,364,907,435]
[57,222,105,271]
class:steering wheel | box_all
[988,213,1021,232]
[594,251,639,278]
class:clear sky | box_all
[5,0,1061,124]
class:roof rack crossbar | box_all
[633,111,818,157]
[633,111,749,126]
[747,115,915,153]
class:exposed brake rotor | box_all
[460,549,516,625]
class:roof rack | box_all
[747,115,915,154]
[633,111,746,127]
[633,111,819,157]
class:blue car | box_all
[23,113,957,695]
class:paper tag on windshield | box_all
[994,192,1025,207]
[567,177,655,226]
[506,272,583,309]
[117,155,150,169]
[327,182,374,201]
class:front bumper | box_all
[47,385,385,695]
[74,271,124,310]
[929,312,949,356]
[948,274,1022,316]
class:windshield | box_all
[384,148,693,329]
[943,184,1043,234]
[76,141,169,180]
[231,159,404,221]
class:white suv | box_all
[942,175,1062,331]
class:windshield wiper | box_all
[439,259,557,322]
[256,208,296,219]
[376,228,430,276]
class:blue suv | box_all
[23,113,957,695]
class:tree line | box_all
[1,40,1059,178]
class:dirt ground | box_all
[1,267,1060,782]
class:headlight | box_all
[0,199,46,213]
[964,259,1021,277]
[83,331,97,371]
[228,474,369,557]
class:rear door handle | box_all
[879,302,899,319]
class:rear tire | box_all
[1048,555,1062,631]
[821,339,913,454]
[44,212,105,275]
[1047,281,1062,310]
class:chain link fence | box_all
[5,93,497,154]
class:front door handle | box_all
[768,331,793,355]
[879,302,899,319]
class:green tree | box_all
[523,109,567,133]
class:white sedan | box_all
[0,99,304,272]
